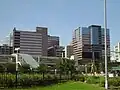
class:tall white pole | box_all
[16,49,19,71]
[104,0,108,89]
[9,32,11,47]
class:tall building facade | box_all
[12,27,63,57]
[0,44,13,55]
[48,35,59,47]
[47,35,65,57]
[47,45,65,57]
[72,27,91,60]
[72,25,110,62]
[111,42,120,62]
[66,44,73,58]
[12,27,47,56]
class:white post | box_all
[15,48,20,71]
[16,49,19,71]
[38,56,39,63]
[9,32,12,46]
[104,0,108,89]
[55,69,57,76]
[62,52,64,58]
[85,64,87,75]
[15,48,20,88]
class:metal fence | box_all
[0,70,78,89]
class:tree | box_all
[6,63,16,73]
[19,64,30,73]
[37,64,48,79]
[0,64,5,72]
[66,59,76,78]
[57,58,76,80]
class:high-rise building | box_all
[13,27,48,56]
[72,27,91,60]
[72,25,110,63]
[12,27,62,57]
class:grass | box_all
[15,81,105,90]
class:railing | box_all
[0,70,78,89]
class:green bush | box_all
[86,76,100,84]
[79,75,86,82]
[0,73,62,88]
[84,76,120,88]
[3,73,120,88]
[0,73,16,87]
[99,77,105,87]
[71,75,85,82]
[108,77,120,87]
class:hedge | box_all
[85,76,120,88]
[1,73,120,88]
[0,73,70,88]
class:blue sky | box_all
[0,0,120,47]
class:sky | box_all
[0,0,120,47]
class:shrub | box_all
[0,73,63,88]
[71,75,85,82]
[5,73,120,88]
[86,76,100,84]
[79,75,86,82]
[109,77,120,87]
[99,77,120,87]
[99,77,105,87]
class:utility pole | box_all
[104,0,108,89]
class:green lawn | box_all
[15,81,105,90]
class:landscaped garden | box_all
[0,58,120,90]
[14,81,105,90]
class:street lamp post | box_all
[15,48,20,88]
[9,32,12,47]
[15,48,20,71]
[104,0,108,89]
